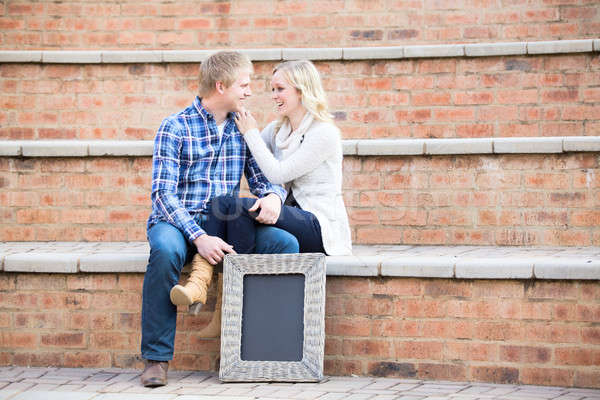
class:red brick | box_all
[64,351,111,368]
[41,332,85,348]
[12,352,64,367]
[395,340,443,360]
[326,317,371,337]
[500,345,551,363]
[521,368,574,387]
[445,342,497,362]
[471,366,519,384]
[555,348,600,366]
[343,338,392,357]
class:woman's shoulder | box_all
[307,120,341,141]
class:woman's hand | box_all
[234,107,258,134]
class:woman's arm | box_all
[243,123,337,184]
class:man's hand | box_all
[193,234,236,265]
[234,107,258,134]
[248,193,281,225]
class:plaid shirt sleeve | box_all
[151,118,205,241]
[244,150,287,202]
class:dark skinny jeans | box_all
[204,195,325,254]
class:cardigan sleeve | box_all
[243,122,338,185]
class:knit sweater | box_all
[243,119,352,255]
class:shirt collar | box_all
[193,96,236,124]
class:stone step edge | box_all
[1,137,599,157]
[0,136,600,157]
[1,244,598,280]
[0,39,598,63]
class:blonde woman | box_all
[205,59,352,256]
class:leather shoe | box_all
[141,360,168,387]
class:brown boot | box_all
[170,254,213,306]
[197,272,223,338]
[140,360,168,387]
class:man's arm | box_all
[152,118,236,263]
[151,118,205,241]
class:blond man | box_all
[141,51,298,387]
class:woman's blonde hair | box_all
[198,51,253,97]
[273,60,333,127]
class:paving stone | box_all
[364,379,408,390]
[12,390,96,399]
[317,393,351,400]
[95,393,178,399]
[1,382,36,391]
[52,384,85,391]
[290,390,328,399]
[0,390,20,399]
[76,384,111,392]
[99,382,136,392]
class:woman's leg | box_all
[204,195,259,253]
[273,204,325,253]
[206,194,324,254]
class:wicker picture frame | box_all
[219,253,326,382]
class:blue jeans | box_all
[140,220,299,361]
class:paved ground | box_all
[1,367,599,400]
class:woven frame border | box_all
[219,253,326,382]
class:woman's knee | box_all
[210,195,254,220]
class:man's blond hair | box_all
[198,51,253,97]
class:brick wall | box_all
[0,272,598,388]
[1,152,598,245]
[1,0,598,49]
[2,55,599,141]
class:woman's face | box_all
[270,70,303,118]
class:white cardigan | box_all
[243,119,352,255]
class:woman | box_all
[208,59,352,256]
[169,60,352,337]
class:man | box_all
[140,51,299,387]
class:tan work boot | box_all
[197,272,223,338]
[170,254,213,306]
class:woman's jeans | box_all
[141,218,299,362]
[205,195,325,254]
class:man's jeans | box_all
[141,221,299,361]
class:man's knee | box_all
[147,224,189,274]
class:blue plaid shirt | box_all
[147,97,286,242]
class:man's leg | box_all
[141,222,194,385]
[255,225,299,254]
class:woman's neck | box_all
[288,109,307,132]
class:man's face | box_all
[221,68,252,113]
